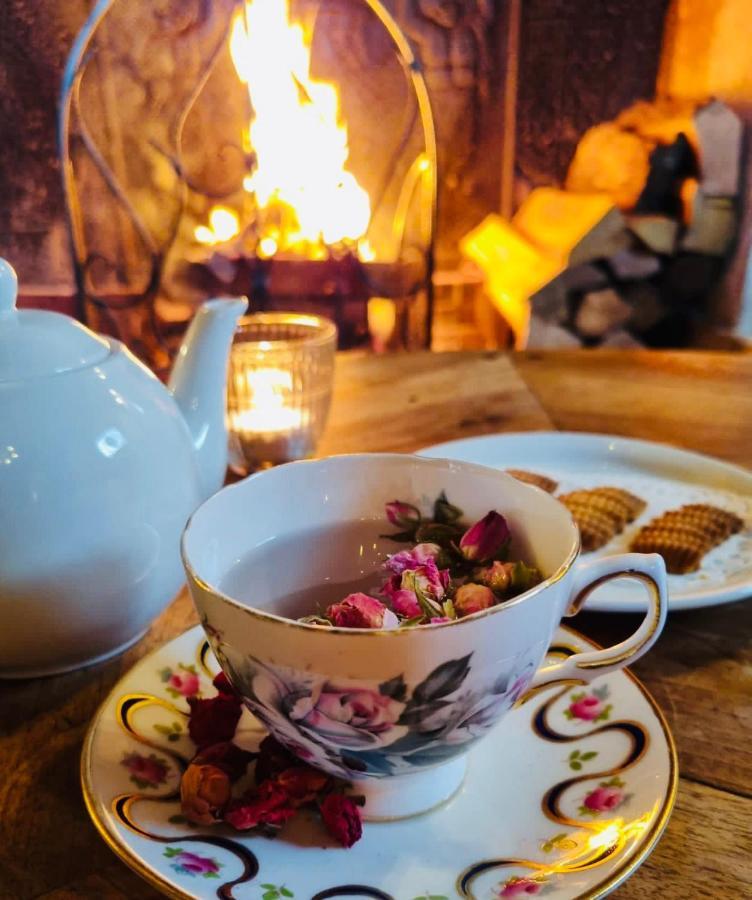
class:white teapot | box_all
[0,259,247,676]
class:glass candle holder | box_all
[227,313,337,473]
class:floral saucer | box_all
[82,625,677,899]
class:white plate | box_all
[82,625,677,899]
[419,432,752,613]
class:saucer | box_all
[420,431,752,612]
[82,625,677,899]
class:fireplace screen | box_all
[60,0,437,370]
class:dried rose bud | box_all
[326,593,399,629]
[454,583,496,617]
[180,761,232,825]
[187,692,242,749]
[385,500,421,529]
[477,560,515,593]
[319,793,363,847]
[212,671,237,696]
[381,579,422,619]
[459,511,510,561]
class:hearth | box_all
[59,0,437,367]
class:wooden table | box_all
[2,350,750,899]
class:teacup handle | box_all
[528,553,668,692]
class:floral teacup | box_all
[181,454,667,819]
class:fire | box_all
[196,0,371,258]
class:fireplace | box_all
[2,0,751,354]
[58,0,440,368]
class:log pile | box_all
[463,99,743,348]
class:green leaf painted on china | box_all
[412,654,472,703]
[379,674,407,701]
[581,751,598,761]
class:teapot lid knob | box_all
[0,259,18,315]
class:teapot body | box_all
[0,341,204,676]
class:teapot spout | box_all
[169,297,247,499]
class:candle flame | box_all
[230,367,304,435]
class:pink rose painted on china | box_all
[164,847,222,878]
[121,752,171,789]
[160,663,201,698]
[288,681,405,744]
[580,777,627,815]
[565,686,612,723]
[499,875,545,896]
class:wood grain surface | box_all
[1,350,750,899]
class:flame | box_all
[197,0,371,258]
[194,207,241,245]
[229,367,303,435]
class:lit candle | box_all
[229,367,303,435]
[226,313,337,473]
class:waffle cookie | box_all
[629,503,743,574]
[559,487,646,552]
[506,469,559,494]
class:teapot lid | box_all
[0,259,110,382]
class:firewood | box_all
[574,288,632,339]
[694,100,743,197]
[513,188,629,267]
[626,214,679,254]
[681,191,737,256]
[607,248,662,281]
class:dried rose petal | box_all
[276,766,331,807]
[384,543,441,575]
[319,793,363,847]
[223,779,296,831]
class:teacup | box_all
[182,454,667,819]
